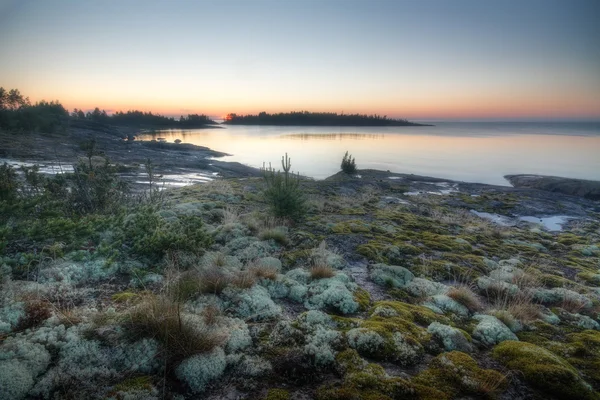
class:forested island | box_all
[223,111,431,126]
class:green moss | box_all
[557,233,585,246]
[553,331,600,391]
[392,243,421,255]
[111,291,138,303]
[353,287,371,311]
[331,315,362,331]
[113,376,153,392]
[264,388,290,400]
[361,316,427,343]
[280,249,312,268]
[316,362,428,400]
[493,341,598,400]
[441,253,486,273]
[331,220,371,234]
[370,301,447,326]
[339,207,367,216]
[516,321,560,346]
[417,232,468,252]
[357,241,388,262]
[538,273,571,288]
[577,271,600,286]
[335,349,367,375]
[413,351,507,398]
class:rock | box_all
[505,174,600,200]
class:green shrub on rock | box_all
[262,153,307,221]
[340,151,357,174]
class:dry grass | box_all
[198,268,232,294]
[221,205,240,225]
[171,271,205,301]
[259,226,289,246]
[511,266,542,289]
[309,264,335,280]
[203,179,235,196]
[486,287,541,324]
[247,261,279,280]
[123,294,226,363]
[244,212,289,234]
[231,271,257,289]
[447,284,483,312]
[477,370,510,397]
[560,294,589,314]
[15,299,52,331]
[201,304,221,326]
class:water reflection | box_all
[138,123,600,185]
[280,133,385,141]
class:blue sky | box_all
[1,0,599,119]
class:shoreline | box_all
[2,125,599,200]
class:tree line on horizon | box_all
[1,87,428,134]
[0,87,217,133]
[71,108,217,128]
[224,110,425,126]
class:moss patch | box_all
[493,341,598,400]
[413,351,507,399]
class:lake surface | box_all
[139,122,600,186]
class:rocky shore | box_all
[506,174,600,201]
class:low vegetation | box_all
[1,148,599,399]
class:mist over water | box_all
[140,122,600,186]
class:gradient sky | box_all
[1,0,599,120]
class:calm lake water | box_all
[140,122,600,186]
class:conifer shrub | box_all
[122,207,212,260]
[0,162,19,202]
[262,153,307,221]
[340,151,356,174]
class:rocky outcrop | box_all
[505,174,600,200]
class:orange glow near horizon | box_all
[43,94,600,121]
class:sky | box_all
[1,0,599,120]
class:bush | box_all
[262,153,307,221]
[122,207,212,260]
[68,155,128,215]
[341,151,356,174]
[0,163,19,202]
